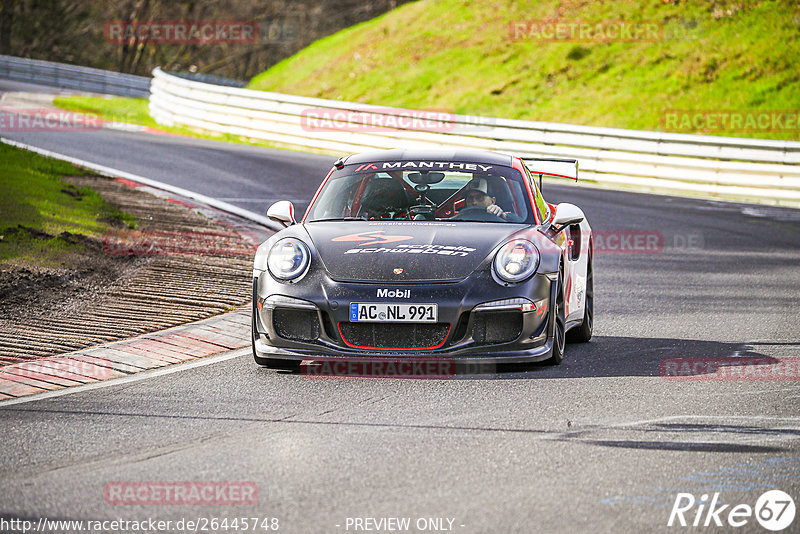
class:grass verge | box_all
[248,0,800,141]
[0,142,136,266]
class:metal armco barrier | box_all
[2,54,797,206]
[149,68,800,206]
[0,55,150,98]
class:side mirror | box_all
[267,200,296,227]
[552,203,584,232]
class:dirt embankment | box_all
[0,176,268,363]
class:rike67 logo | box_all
[668,490,795,531]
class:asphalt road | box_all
[0,79,334,217]
[1,84,800,533]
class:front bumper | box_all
[252,267,558,364]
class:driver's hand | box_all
[486,204,505,217]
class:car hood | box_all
[304,222,527,282]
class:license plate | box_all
[350,303,438,323]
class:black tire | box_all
[566,255,593,343]
[545,271,566,365]
[255,356,302,371]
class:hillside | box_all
[1,0,410,79]
[248,0,800,140]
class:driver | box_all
[464,179,506,219]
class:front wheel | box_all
[545,272,566,365]
[566,255,593,343]
[252,311,301,371]
[255,355,301,371]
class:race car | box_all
[252,148,593,370]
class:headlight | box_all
[267,238,310,280]
[493,240,539,283]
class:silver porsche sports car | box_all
[252,148,593,370]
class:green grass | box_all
[248,0,800,141]
[52,96,157,128]
[0,143,136,265]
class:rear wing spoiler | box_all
[524,158,579,181]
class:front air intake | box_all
[273,308,320,342]
[472,311,523,344]
[338,322,450,350]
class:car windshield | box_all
[306,164,534,224]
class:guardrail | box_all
[0,55,150,98]
[168,71,247,89]
[149,68,800,205]
[2,54,797,205]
